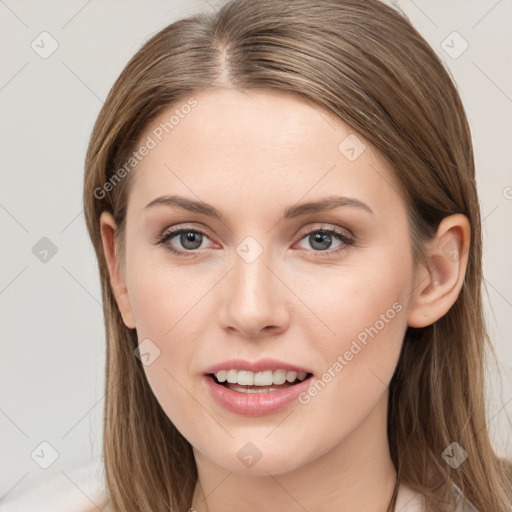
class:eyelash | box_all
[154,225,355,258]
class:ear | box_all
[99,211,136,329]
[408,214,470,328]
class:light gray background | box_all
[1,0,511,503]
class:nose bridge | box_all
[234,245,273,306]
[219,236,289,337]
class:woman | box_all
[81,0,512,511]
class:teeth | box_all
[216,370,228,382]
[237,370,254,386]
[254,370,273,386]
[226,369,238,384]
[286,371,298,382]
[213,369,309,386]
[272,369,287,385]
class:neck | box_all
[190,393,397,512]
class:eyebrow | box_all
[144,194,374,219]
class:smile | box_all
[204,371,314,416]
[213,369,309,387]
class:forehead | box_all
[127,88,405,221]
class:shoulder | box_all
[395,482,425,511]
[0,460,110,512]
[395,481,479,512]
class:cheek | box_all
[126,251,206,338]
[298,242,412,380]
[302,245,411,349]
[124,260,211,428]
[127,266,207,375]
[288,287,408,460]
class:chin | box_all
[202,440,315,477]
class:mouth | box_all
[202,359,315,415]
[207,369,314,394]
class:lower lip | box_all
[203,374,313,416]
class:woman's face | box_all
[107,89,418,475]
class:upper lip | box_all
[203,358,313,375]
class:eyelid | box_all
[159,223,213,241]
[158,221,355,240]
[155,222,356,257]
[294,222,355,240]
[154,224,217,253]
[293,223,356,257]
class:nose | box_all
[218,248,290,339]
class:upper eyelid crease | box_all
[144,194,374,220]
[157,225,354,258]
[160,223,352,240]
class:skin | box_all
[100,89,470,512]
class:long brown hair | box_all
[83,1,512,510]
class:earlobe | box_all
[99,211,136,329]
[407,214,470,328]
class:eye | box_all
[154,227,213,257]
[154,224,355,258]
[295,226,355,256]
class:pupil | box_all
[311,231,331,250]
[181,231,202,249]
